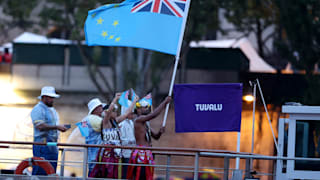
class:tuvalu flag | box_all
[119,90,130,108]
[139,93,152,106]
[84,0,188,55]
[76,121,89,137]
[174,84,243,133]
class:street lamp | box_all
[243,94,255,103]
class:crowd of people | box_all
[31,86,171,179]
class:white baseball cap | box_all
[88,98,103,115]
[38,86,60,99]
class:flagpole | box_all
[162,56,180,127]
[235,132,241,169]
[162,0,192,127]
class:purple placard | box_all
[174,84,242,133]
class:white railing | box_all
[1,140,320,180]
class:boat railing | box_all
[1,140,320,180]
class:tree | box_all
[219,0,276,58]
[178,0,220,83]
[37,0,115,100]
[274,0,320,104]
[37,0,222,98]
[0,0,222,100]
[0,0,39,44]
[37,0,178,100]
[274,0,320,73]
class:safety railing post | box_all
[245,158,251,178]
[83,147,88,179]
[60,148,65,176]
[223,157,230,180]
[193,152,199,180]
[166,155,171,180]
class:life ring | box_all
[15,157,56,175]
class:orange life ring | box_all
[15,157,56,175]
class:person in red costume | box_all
[127,96,171,180]
[2,48,12,63]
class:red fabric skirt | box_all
[89,147,120,178]
[127,148,154,180]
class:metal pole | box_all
[193,152,199,180]
[166,155,171,180]
[162,0,192,127]
[245,158,251,178]
[162,56,180,127]
[60,148,66,176]
[223,157,230,180]
[235,132,241,169]
[250,81,257,170]
[63,46,70,85]
[82,147,88,179]
[276,118,286,180]
[256,79,280,153]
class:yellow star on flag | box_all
[114,4,120,8]
[91,13,96,18]
[109,35,114,39]
[97,17,104,25]
[113,20,119,27]
[115,37,120,42]
[101,31,108,38]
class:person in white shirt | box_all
[119,100,137,178]
[31,86,68,175]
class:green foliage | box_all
[275,0,320,73]
[1,0,38,29]
[219,0,276,57]
[220,0,274,31]
[38,0,108,39]
[186,0,220,40]
[273,0,320,103]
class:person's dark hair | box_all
[103,104,109,111]
[4,48,9,54]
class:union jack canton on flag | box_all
[85,0,190,55]
[131,0,187,17]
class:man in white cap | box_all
[83,93,121,175]
[31,86,69,175]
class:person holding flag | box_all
[84,0,192,130]
[90,94,139,178]
[82,93,121,175]
[118,89,138,178]
[127,95,171,180]
[84,0,191,177]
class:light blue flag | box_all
[119,90,129,108]
[76,122,89,137]
[85,0,187,55]
[131,88,136,102]
[140,93,152,106]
